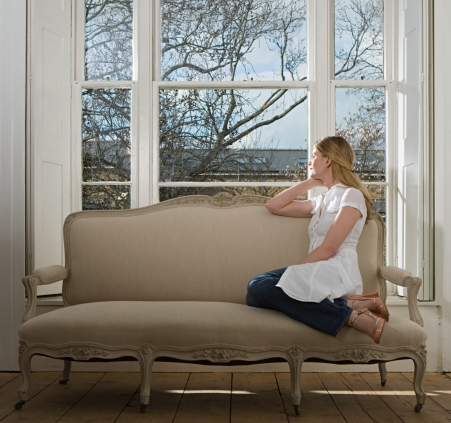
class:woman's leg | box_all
[246,268,352,337]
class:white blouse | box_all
[276,183,367,303]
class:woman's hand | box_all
[305,176,327,188]
[266,178,322,218]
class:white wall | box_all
[434,0,451,372]
[0,0,26,371]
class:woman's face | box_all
[308,147,329,179]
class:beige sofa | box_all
[16,193,427,415]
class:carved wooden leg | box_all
[412,351,427,412]
[287,346,303,415]
[138,347,154,413]
[378,362,387,386]
[59,359,72,384]
[15,347,33,410]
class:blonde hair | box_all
[314,136,374,221]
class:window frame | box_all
[72,0,139,211]
[72,0,433,299]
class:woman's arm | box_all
[266,178,325,217]
[296,206,362,264]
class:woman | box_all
[246,136,389,343]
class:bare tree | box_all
[82,88,131,209]
[335,0,384,80]
[159,0,385,191]
[336,88,385,181]
[85,0,133,80]
[81,0,385,206]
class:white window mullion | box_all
[312,0,333,143]
[158,81,312,89]
[160,182,302,188]
[73,0,85,83]
[130,80,139,208]
[421,0,434,300]
[308,0,333,198]
[135,0,152,206]
[306,0,316,150]
[72,0,85,212]
[150,0,161,204]
[152,81,160,204]
[385,78,397,274]
[384,0,396,275]
[72,81,83,211]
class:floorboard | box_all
[277,372,346,422]
[58,372,141,423]
[174,373,231,423]
[0,372,60,422]
[231,373,287,422]
[0,372,450,422]
[116,373,190,423]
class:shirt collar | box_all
[329,183,348,191]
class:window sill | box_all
[386,295,440,307]
[36,296,64,306]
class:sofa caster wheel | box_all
[381,379,386,386]
[415,404,423,412]
[294,405,300,415]
[140,404,147,413]
[14,401,25,410]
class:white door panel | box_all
[30,0,71,295]
[396,0,425,297]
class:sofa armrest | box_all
[379,265,424,327]
[22,265,69,322]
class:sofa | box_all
[16,192,427,415]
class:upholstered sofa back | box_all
[62,194,384,306]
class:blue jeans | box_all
[246,268,353,337]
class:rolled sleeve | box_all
[340,188,367,219]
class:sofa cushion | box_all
[19,301,426,351]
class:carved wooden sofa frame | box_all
[16,193,427,415]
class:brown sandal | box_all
[348,293,389,322]
[350,308,385,344]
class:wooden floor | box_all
[1,372,451,422]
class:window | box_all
[73,0,431,297]
[77,0,387,206]
[78,0,133,210]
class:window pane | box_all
[335,87,385,182]
[159,88,308,183]
[82,185,131,210]
[367,183,386,215]
[368,184,386,263]
[334,0,384,80]
[85,0,133,80]
[161,0,307,82]
[159,186,301,202]
[82,88,131,183]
